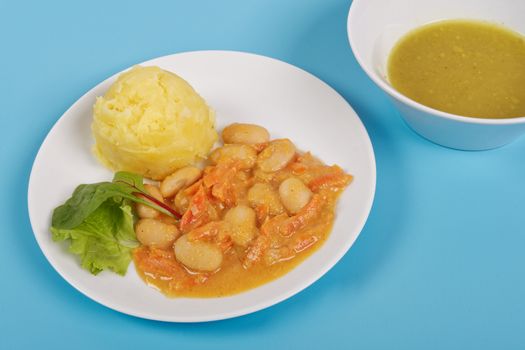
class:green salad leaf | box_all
[50,171,181,275]
[51,198,137,275]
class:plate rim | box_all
[27,50,376,322]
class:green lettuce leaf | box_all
[50,171,181,276]
[51,198,138,275]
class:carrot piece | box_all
[308,166,353,192]
[186,221,233,252]
[180,185,213,233]
[203,161,240,206]
[254,204,269,224]
[289,162,307,175]
[280,194,323,237]
[184,179,203,196]
[242,213,288,268]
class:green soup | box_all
[387,20,525,119]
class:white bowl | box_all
[347,0,525,150]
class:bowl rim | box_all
[347,0,525,126]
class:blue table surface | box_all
[1,0,524,348]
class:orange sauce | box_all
[133,148,352,298]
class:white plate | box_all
[28,51,376,322]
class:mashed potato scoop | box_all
[92,65,217,180]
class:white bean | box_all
[174,235,223,272]
[210,144,257,170]
[247,183,284,216]
[135,218,180,249]
[279,177,313,214]
[222,123,270,145]
[160,166,202,198]
[257,139,296,172]
[224,205,257,246]
[135,184,164,219]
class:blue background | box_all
[1,0,524,348]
